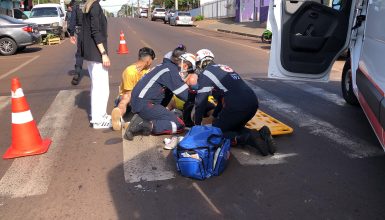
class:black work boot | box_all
[247,130,269,156]
[124,114,152,141]
[259,126,277,155]
[71,66,82,85]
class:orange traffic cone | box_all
[3,78,52,159]
[117,31,129,54]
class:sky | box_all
[100,0,149,13]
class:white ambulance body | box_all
[268,0,385,149]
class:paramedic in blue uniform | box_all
[124,51,195,140]
[189,49,276,155]
[68,0,84,85]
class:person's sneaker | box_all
[259,126,277,155]
[247,130,269,156]
[163,136,179,150]
[111,107,122,131]
[93,117,112,129]
[71,73,80,85]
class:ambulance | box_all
[268,0,385,149]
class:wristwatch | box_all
[101,51,107,55]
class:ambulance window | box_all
[326,0,343,10]
[285,0,343,14]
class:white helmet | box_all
[196,49,214,69]
[179,53,196,71]
[164,51,172,60]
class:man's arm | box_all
[90,3,110,67]
[69,7,77,44]
[118,90,132,115]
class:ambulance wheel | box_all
[341,58,359,105]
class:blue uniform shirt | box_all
[194,63,258,125]
[131,58,189,113]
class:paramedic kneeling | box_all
[111,47,155,131]
[189,49,276,155]
[124,52,196,140]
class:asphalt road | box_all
[0,17,384,219]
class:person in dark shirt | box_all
[81,0,111,129]
[186,49,276,156]
[68,0,84,85]
[124,51,195,140]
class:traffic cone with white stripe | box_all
[117,30,129,54]
[3,78,52,159]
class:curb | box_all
[216,29,261,38]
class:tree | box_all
[118,4,133,17]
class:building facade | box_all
[193,0,270,23]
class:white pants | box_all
[86,61,110,124]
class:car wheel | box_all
[0,37,17,56]
[17,46,26,52]
[341,58,359,105]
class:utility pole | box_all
[148,0,151,18]
[175,0,178,10]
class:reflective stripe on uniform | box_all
[12,110,33,124]
[173,84,189,95]
[139,68,169,98]
[171,121,177,133]
[202,70,228,92]
[197,86,213,94]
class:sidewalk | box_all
[194,18,266,38]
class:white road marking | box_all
[185,30,269,53]
[0,55,40,81]
[0,90,81,198]
[122,133,175,183]
[232,149,297,165]
[192,182,222,215]
[247,83,383,158]
[0,56,36,60]
[284,81,347,106]
[0,96,10,112]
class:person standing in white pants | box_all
[81,0,111,129]
[87,61,110,128]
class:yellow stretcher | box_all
[174,96,293,136]
[246,110,293,136]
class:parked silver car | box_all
[0,15,41,55]
[169,11,193,26]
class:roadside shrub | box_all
[195,15,204,21]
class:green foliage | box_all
[195,15,204,21]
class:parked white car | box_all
[169,11,193,26]
[268,0,385,150]
[140,10,148,18]
[151,8,166,21]
[26,4,67,39]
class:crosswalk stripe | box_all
[0,96,10,112]
[122,134,175,183]
[0,90,81,198]
[247,83,383,158]
[284,81,347,106]
[231,149,297,165]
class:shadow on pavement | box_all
[18,46,42,54]
[75,90,91,120]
